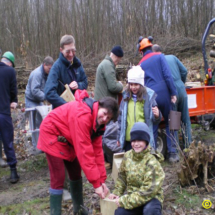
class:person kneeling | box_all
[109,122,165,215]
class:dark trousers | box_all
[153,100,177,153]
[0,114,17,166]
[46,153,82,190]
[115,198,162,215]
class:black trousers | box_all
[0,114,17,167]
[115,198,162,215]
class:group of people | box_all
[0,34,192,215]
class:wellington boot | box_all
[50,194,62,215]
[0,141,7,168]
[70,179,88,215]
[10,168,19,183]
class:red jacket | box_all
[37,90,106,188]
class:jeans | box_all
[115,198,162,215]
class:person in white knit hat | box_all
[117,65,161,151]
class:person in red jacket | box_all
[37,89,119,215]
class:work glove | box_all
[57,136,67,143]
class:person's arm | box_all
[10,69,18,103]
[70,114,105,188]
[112,156,127,197]
[176,57,187,83]
[77,64,88,90]
[117,99,124,144]
[44,64,66,107]
[91,135,107,184]
[160,55,177,96]
[118,158,165,209]
[151,99,161,124]
[103,67,123,93]
[31,71,45,102]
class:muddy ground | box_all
[1,123,215,215]
[1,53,215,214]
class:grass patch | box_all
[19,154,47,172]
[173,186,201,209]
[161,161,171,168]
[0,197,49,215]
[0,168,10,178]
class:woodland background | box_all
[0,0,215,67]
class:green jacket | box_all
[112,146,165,209]
[94,55,123,100]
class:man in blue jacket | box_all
[152,44,192,148]
[137,37,178,162]
[45,35,88,109]
[0,51,19,183]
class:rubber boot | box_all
[50,194,62,215]
[10,167,20,183]
[70,179,88,215]
[0,140,7,168]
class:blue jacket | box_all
[25,65,47,105]
[139,51,177,97]
[0,62,17,115]
[45,53,88,108]
[117,87,161,149]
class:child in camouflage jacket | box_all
[109,122,165,215]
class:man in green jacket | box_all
[94,46,124,101]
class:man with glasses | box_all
[45,35,88,109]
[44,35,88,212]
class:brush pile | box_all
[177,141,215,192]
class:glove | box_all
[57,136,67,143]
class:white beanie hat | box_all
[127,66,145,86]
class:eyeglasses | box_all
[64,49,76,54]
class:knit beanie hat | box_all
[130,122,150,144]
[127,66,145,87]
[111,45,124,57]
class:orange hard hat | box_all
[139,38,153,51]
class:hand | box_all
[69,81,78,90]
[10,102,17,109]
[57,136,67,143]
[152,106,159,118]
[102,183,109,197]
[108,193,119,200]
[95,185,105,199]
[171,95,177,104]
[43,100,50,105]
[117,141,120,147]
[115,198,120,207]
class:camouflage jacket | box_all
[112,146,165,209]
